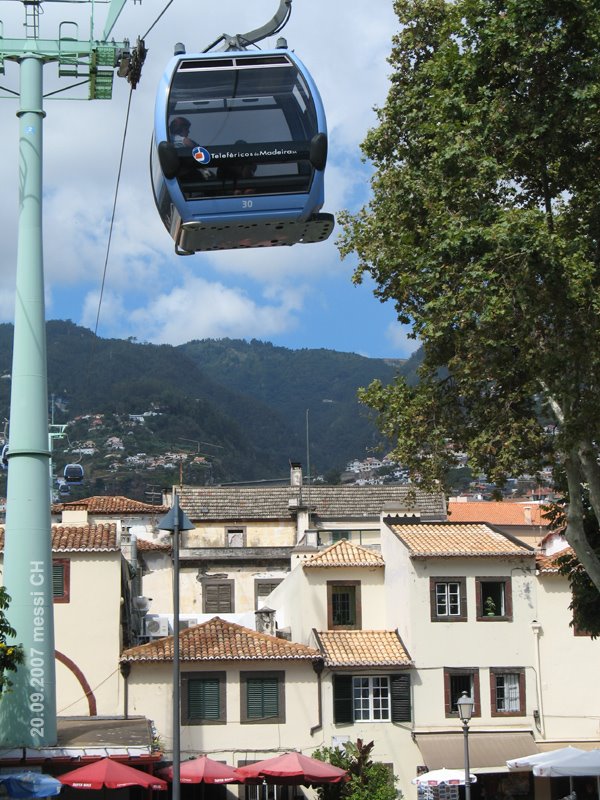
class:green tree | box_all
[313,739,400,800]
[0,587,25,693]
[338,0,600,591]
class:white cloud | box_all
[124,273,305,345]
[386,322,421,358]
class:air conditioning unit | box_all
[178,617,199,631]
[144,615,169,638]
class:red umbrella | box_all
[236,752,348,786]
[58,758,167,790]
[158,756,240,784]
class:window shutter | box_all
[52,563,65,598]
[390,673,411,722]
[188,678,220,720]
[247,677,278,719]
[333,675,353,724]
[205,583,232,613]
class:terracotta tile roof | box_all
[0,524,118,552]
[389,522,534,558]
[121,616,321,663]
[448,501,551,526]
[136,538,171,552]
[314,630,412,667]
[303,539,384,568]
[537,547,573,573]
[178,485,446,521]
[52,495,168,515]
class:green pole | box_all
[0,53,57,747]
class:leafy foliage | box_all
[313,739,400,800]
[552,494,600,637]
[0,587,24,694]
[339,0,600,590]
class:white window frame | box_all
[352,676,390,722]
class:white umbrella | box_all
[533,750,600,778]
[412,769,477,786]
[507,747,587,771]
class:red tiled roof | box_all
[537,547,573,573]
[0,523,118,552]
[390,522,533,558]
[447,501,551,526]
[121,616,320,663]
[314,629,412,667]
[136,538,171,552]
[303,539,384,568]
[52,495,168,515]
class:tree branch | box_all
[565,448,600,592]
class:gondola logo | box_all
[192,146,211,164]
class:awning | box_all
[537,742,600,753]
[415,732,539,774]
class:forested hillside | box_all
[0,321,416,497]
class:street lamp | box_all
[158,494,194,800]
[456,691,474,800]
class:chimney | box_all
[255,607,276,637]
[523,506,532,525]
[290,462,303,487]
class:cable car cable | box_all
[141,0,176,41]
[93,86,134,338]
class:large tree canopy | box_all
[338,0,600,590]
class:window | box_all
[333,673,411,723]
[354,676,390,721]
[226,527,245,547]
[241,671,285,724]
[327,581,361,629]
[52,559,70,603]
[490,669,525,716]
[181,671,226,724]
[430,577,466,621]
[444,668,480,718]
[476,577,512,620]
[255,579,283,609]
[203,580,234,613]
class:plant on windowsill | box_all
[484,596,497,616]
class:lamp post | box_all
[158,494,194,800]
[457,691,474,800]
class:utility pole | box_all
[0,0,143,747]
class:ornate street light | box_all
[457,691,474,800]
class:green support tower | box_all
[0,0,143,747]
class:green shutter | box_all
[52,563,65,598]
[247,677,279,719]
[390,673,411,722]
[188,678,220,720]
[333,675,353,723]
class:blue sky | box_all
[0,0,418,360]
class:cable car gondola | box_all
[151,43,334,254]
[64,463,84,485]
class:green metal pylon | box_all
[0,0,141,747]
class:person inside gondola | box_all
[169,116,197,148]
